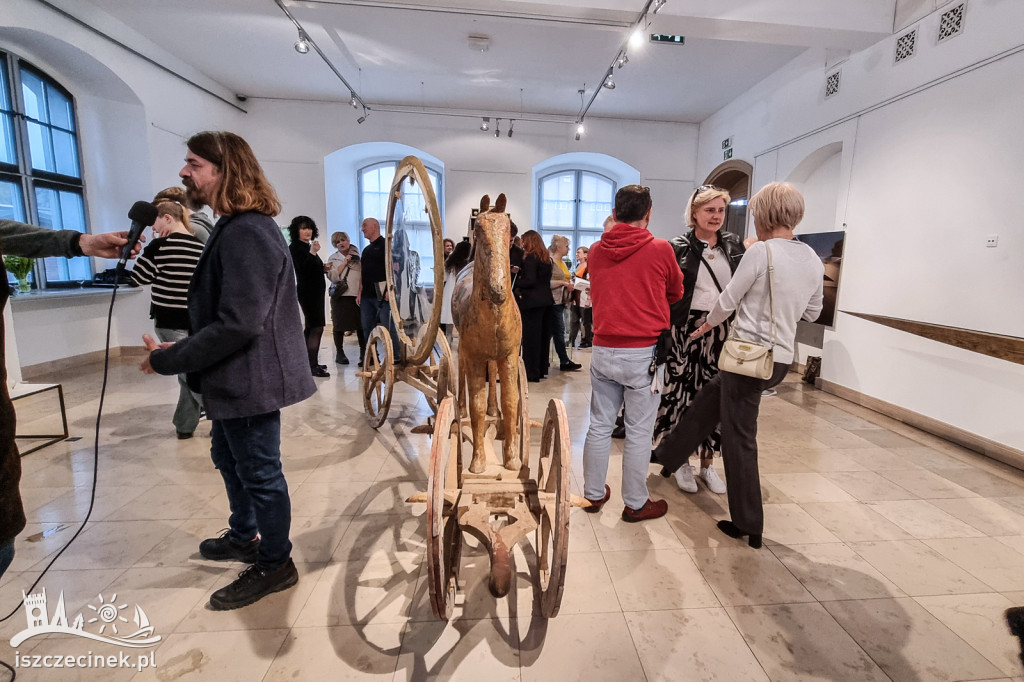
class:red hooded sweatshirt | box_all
[589,222,683,348]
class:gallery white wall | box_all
[698,1,1024,451]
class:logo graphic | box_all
[10,588,162,648]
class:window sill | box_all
[8,285,141,307]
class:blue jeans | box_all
[360,294,400,359]
[583,345,660,510]
[155,327,203,435]
[210,411,292,570]
[546,304,571,365]
[0,539,14,579]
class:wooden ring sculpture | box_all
[362,325,395,429]
[385,156,445,366]
[536,399,570,618]
[425,334,453,415]
[427,396,463,620]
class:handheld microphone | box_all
[117,201,159,270]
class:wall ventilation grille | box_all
[895,29,917,63]
[825,71,841,99]
[937,3,966,43]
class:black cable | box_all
[0,282,121,625]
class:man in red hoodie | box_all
[583,185,684,522]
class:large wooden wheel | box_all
[536,399,570,618]
[362,325,395,429]
[425,333,454,415]
[426,396,464,620]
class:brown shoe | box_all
[621,498,668,523]
[584,484,611,513]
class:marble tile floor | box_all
[3,346,1024,681]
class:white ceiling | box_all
[67,0,899,123]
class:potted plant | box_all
[4,255,35,293]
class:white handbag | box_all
[717,243,776,380]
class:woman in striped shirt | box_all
[130,201,206,439]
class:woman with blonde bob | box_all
[655,185,745,495]
[653,182,823,549]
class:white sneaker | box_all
[700,466,727,494]
[673,464,698,493]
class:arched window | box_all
[358,160,442,284]
[536,169,614,252]
[1,51,88,289]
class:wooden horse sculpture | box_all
[451,194,522,474]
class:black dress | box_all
[289,240,326,329]
[514,254,554,382]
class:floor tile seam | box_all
[902,594,1017,678]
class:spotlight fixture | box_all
[574,131,581,142]
[294,29,310,54]
[603,73,615,90]
[349,93,359,108]
[357,109,369,124]
[616,52,629,69]
[577,122,586,135]
[480,117,490,132]
[494,118,501,138]
[629,27,644,50]
[652,0,667,14]
[508,120,514,138]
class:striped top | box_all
[129,232,205,329]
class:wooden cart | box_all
[359,156,453,427]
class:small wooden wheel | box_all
[425,333,454,414]
[362,325,395,429]
[427,396,464,620]
[536,398,570,618]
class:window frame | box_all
[536,168,615,253]
[1,50,89,290]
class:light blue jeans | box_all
[155,327,203,435]
[583,344,660,511]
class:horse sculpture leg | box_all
[497,353,521,471]
[467,364,489,473]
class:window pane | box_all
[0,179,25,221]
[47,86,74,131]
[0,115,15,166]
[578,231,602,250]
[20,69,47,123]
[26,120,55,173]
[579,173,613,229]
[540,173,575,228]
[0,61,10,110]
[34,187,88,282]
[52,129,79,177]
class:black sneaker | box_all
[209,559,298,611]
[611,425,626,439]
[199,531,260,563]
[560,361,582,371]
[312,366,331,378]
[336,355,349,365]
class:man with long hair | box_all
[141,131,315,610]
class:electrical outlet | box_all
[986,235,999,248]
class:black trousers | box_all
[520,306,550,381]
[654,362,789,536]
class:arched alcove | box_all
[704,159,753,240]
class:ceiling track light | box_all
[294,29,310,54]
[357,108,369,124]
[480,116,490,132]
[603,73,615,90]
[617,52,629,69]
[494,118,501,138]
[508,120,514,138]
[652,0,667,14]
[349,93,359,108]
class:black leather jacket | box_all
[669,229,746,327]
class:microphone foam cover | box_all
[128,200,159,226]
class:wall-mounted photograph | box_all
[796,231,845,328]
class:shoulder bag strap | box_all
[699,252,724,293]
[765,241,777,348]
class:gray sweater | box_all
[707,238,824,365]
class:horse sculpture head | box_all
[475,194,511,306]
